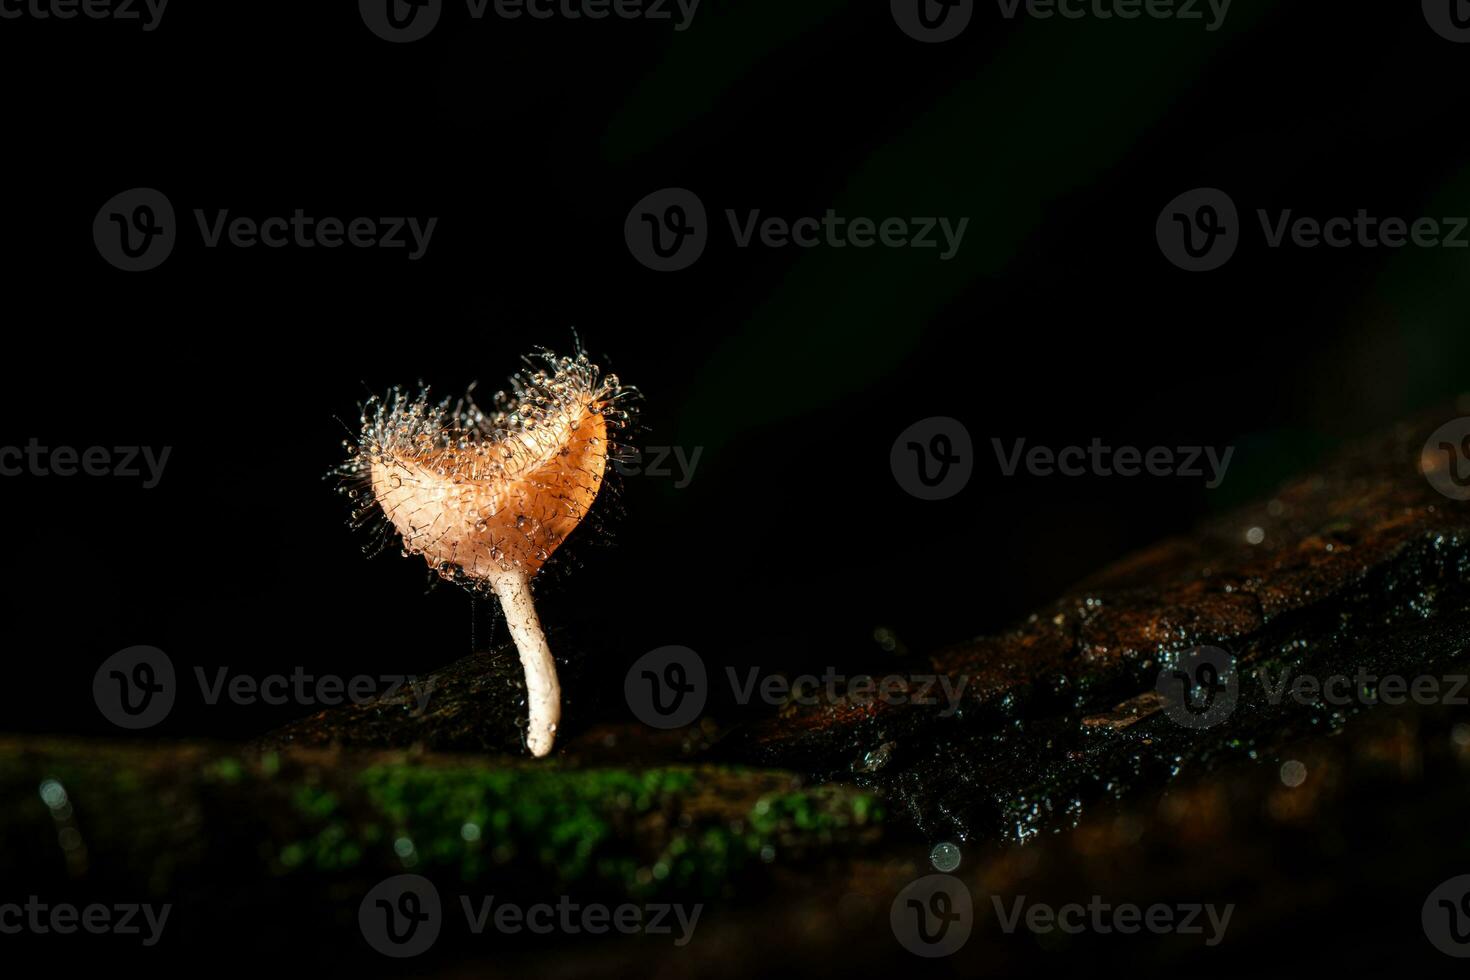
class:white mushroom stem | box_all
[489,568,560,757]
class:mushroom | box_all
[340,347,635,756]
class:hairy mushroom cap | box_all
[369,390,606,583]
[346,349,632,589]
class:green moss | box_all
[355,764,701,884]
[0,742,884,901]
[340,764,883,895]
[291,786,340,820]
[203,757,244,784]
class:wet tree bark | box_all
[7,408,1470,970]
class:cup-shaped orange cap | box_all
[347,349,631,590]
[370,393,607,582]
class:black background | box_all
[1,0,1467,740]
